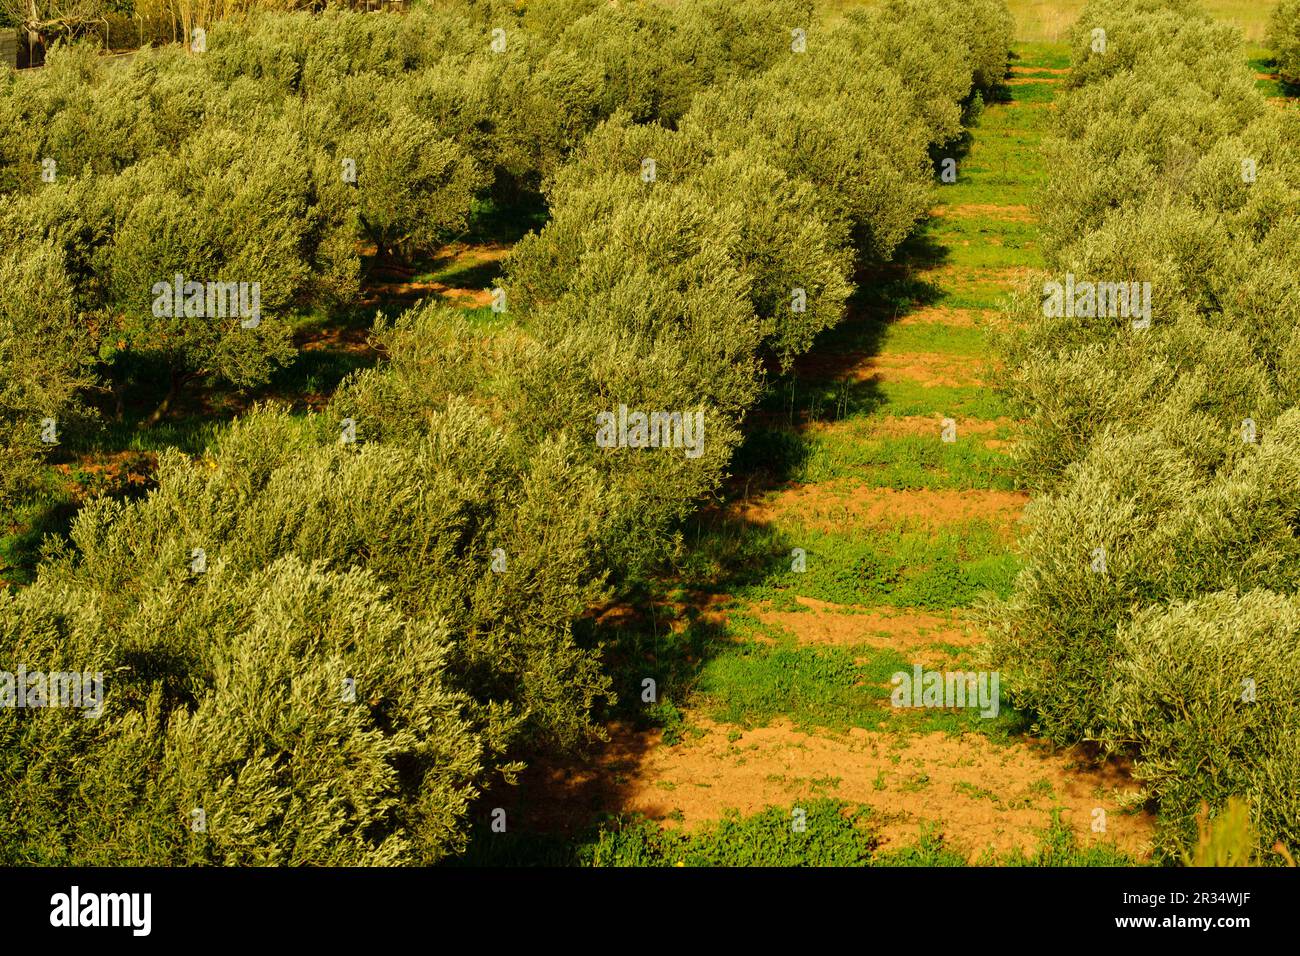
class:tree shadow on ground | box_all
[1,492,81,588]
[458,605,762,864]
[729,228,950,502]
[459,214,958,861]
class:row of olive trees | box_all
[0,0,815,501]
[0,0,326,57]
[988,0,1300,862]
[0,0,1013,863]
[1271,0,1300,83]
[0,0,811,863]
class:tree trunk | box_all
[140,367,195,429]
[24,0,39,65]
[358,214,391,259]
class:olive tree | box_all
[0,240,93,504]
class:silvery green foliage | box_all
[682,53,931,262]
[50,404,615,748]
[988,0,1300,861]
[0,7,557,393]
[834,8,970,149]
[0,43,209,195]
[875,0,1013,97]
[0,0,1013,862]
[338,110,487,258]
[100,125,305,388]
[996,206,1285,486]
[512,127,853,369]
[537,0,814,128]
[1272,0,1300,84]
[991,413,1300,735]
[0,240,93,503]
[3,399,615,862]
[1107,590,1300,857]
[1065,0,1239,89]
[0,557,482,865]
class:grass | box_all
[671,504,1021,604]
[693,641,1031,738]
[456,799,879,867]
[1,476,83,588]
[731,423,1016,490]
[796,433,1017,488]
[927,218,1042,271]
[453,798,1139,867]
[542,36,1076,867]
[754,343,1007,415]
[696,644,892,730]
[1248,49,1300,98]
[874,320,989,356]
[870,380,1011,419]
[589,569,1029,743]
[999,0,1275,43]
[768,526,1019,607]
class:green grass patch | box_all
[670,504,1021,608]
[695,644,897,730]
[924,216,1043,271]
[1001,81,1058,104]
[412,254,504,290]
[940,84,1054,209]
[774,527,1019,608]
[456,798,1139,866]
[1010,42,1072,71]
[871,380,1010,419]
[692,641,1029,740]
[796,433,1017,489]
[876,319,989,357]
[458,304,511,326]
[931,279,1018,312]
[1,480,79,588]
[731,415,1015,495]
[455,799,878,867]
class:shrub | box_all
[0,557,483,865]
[0,240,94,503]
[682,56,931,261]
[990,0,1300,861]
[45,402,616,750]
[505,171,766,568]
[1270,0,1300,84]
[339,109,487,258]
[1107,591,1300,861]
[838,6,970,148]
[0,0,1012,863]
[1040,73,1267,260]
[877,0,1013,94]
[517,121,853,367]
[989,415,1300,742]
[99,125,304,402]
[1066,0,1242,90]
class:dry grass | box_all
[818,0,1275,43]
